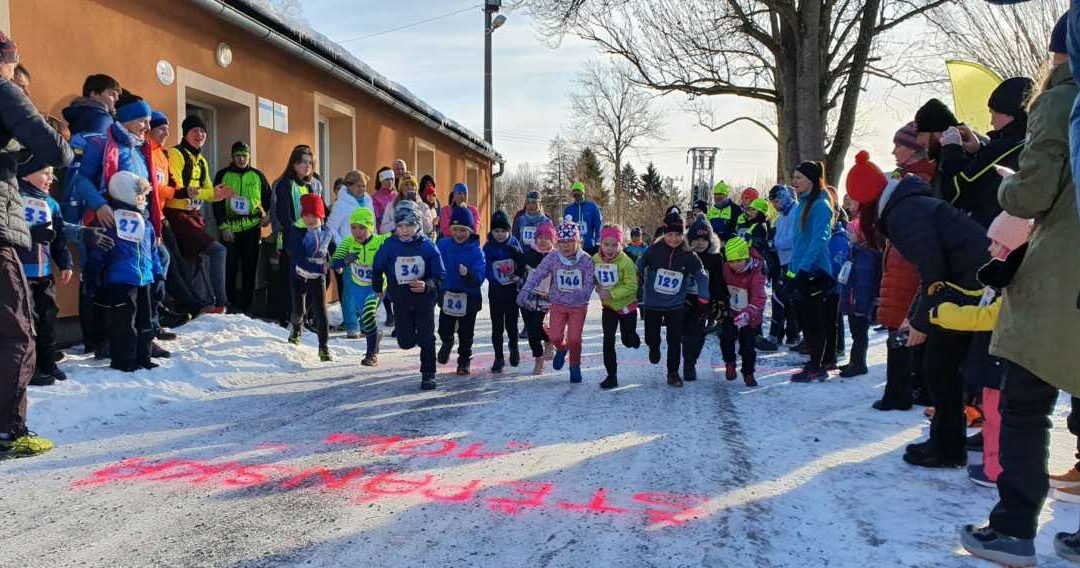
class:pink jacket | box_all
[372,188,398,231]
[721,253,768,328]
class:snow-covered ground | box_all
[2,300,1077,567]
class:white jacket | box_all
[327,187,375,244]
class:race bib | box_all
[577,222,588,237]
[350,263,373,286]
[443,291,467,317]
[594,263,618,289]
[836,260,853,285]
[187,199,205,211]
[115,210,146,243]
[21,197,51,226]
[492,259,515,285]
[653,268,683,295]
[395,256,425,283]
[556,269,582,291]
[521,226,536,246]
[728,285,749,311]
[230,196,251,215]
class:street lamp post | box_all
[484,0,505,217]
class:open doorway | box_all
[314,93,356,208]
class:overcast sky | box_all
[301,1,946,194]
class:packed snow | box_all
[2,300,1077,567]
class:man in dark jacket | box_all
[0,32,74,456]
[939,77,1034,228]
[60,74,119,136]
[914,98,962,196]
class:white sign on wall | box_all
[258,97,274,129]
[273,102,289,134]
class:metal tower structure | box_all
[687,147,719,205]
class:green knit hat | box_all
[350,207,376,231]
[713,181,730,196]
[749,198,770,215]
[725,236,750,261]
[570,181,586,194]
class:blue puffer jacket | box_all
[67,122,150,220]
[840,243,882,317]
[562,200,603,250]
[61,97,113,136]
[482,233,524,291]
[88,202,163,287]
[437,234,486,301]
[287,224,333,277]
[789,196,834,278]
[372,232,446,304]
[772,197,798,266]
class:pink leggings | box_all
[548,304,588,366]
[983,386,1001,481]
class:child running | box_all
[519,217,594,383]
[517,219,557,375]
[330,207,385,365]
[373,201,446,390]
[592,224,640,389]
[720,236,767,386]
[637,210,710,387]
[686,214,728,379]
[484,210,525,372]
[287,193,333,362]
[436,207,486,375]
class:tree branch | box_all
[697,115,779,142]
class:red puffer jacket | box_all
[877,242,920,329]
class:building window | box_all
[415,138,436,182]
[465,160,480,207]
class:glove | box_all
[29,223,55,244]
[941,126,962,147]
[83,226,115,251]
[733,311,750,328]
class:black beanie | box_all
[663,211,685,234]
[182,115,207,136]
[16,151,49,179]
[914,98,960,133]
[795,161,823,183]
[687,213,712,242]
[1051,12,1068,54]
[988,77,1035,119]
[491,210,511,231]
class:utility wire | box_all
[334,4,481,45]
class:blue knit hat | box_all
[1051,12,1068,54]
[450,206,475,233]
[149,111,168,129]
[453,182,468,196]
[116,99,152,124]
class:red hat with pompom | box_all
[300,193,326,220]
[845,151,887,204]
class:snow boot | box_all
[839,363,868,377]
[437,342,452,365]
[791,367,828,383]
[1054,531,1080,564]
[648,345,661,364]
[509,346,520,367]
[903,450,965,469]
[288,327,302,345]
[959,525,1035,567]
[755,335,779,352]
[532,356,545,375]
[319,346,332,362]
[361,353,378,367]
[743,372,758,387]
[50,368,68,382]
[29,372,55,386]
[569,366,582,383]
[151,341,171,359]
[872,399,912,411]
[725,363,737,381]
[491,357,505,373]
[552,349,567,370]
[684,366,697,382]
[600,375,618,389]
[456,362,470,376]
[420,373,437,390]
[666,372,684,388]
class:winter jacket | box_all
[371,232,446,305]
[839,243,882,318]
[930,285,1000,332]
[69,123,160,232]
[325,189,374,245]
[877,243,920,329]
[483,234,525,292]
[372,187,398,230]
[148,142,177,230]
[592,250,638,313]
[518,244,553,312]
[512,211,551,247]
[0,79,73,250]
[694,235,728,311]
[519,248,595,309]
[772,200,798,266]
[274,174,319,255]
[380,198,434,236]
[721,251,768,328]
[166,141,215,211]
[331,232,386,287]
[707,200,742,241]
[878,175,990,333]
[562,200,603,250]
[438,203,481,237]
[61,96,113,136]
[636,241,710,310]
[789,196,835,278]
[213,164,272,234]
[990,62,1080,395]
[939,118,1025,228]
[287,224,333,279]
[88,202,163,287]
[17,179,71,277]
[437,234,486,302]
[624,241,648,263]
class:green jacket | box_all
[331,233,387,287]
[990,63,1080,394]
[592,250,638,313]
[213,164,272,233]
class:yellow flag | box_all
[946,60,1003,133]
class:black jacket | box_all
[0,80,72,250]
[938,119,1025,228]
[878,176,990,333]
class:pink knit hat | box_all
[599,225,623,244]
[534,219,556,242]
[987,211,1033,253]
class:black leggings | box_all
[797,279,837,370]
[107,284,153,368]
[489,289,520,361]
[721,321,757,373]
[644,307,687,374]
[522,309,549,357]
[28,277,58,374]
[602,308,640,377]
[846,314,870,367]
[291,275,328,348]
[225,226,261,313]
[439,296,480,366]
[394,295,436,374]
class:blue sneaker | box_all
[959,524,1035,567]
[552,350,567,370]
[569,366,582,383]
[1055,530,1080,563]
[967,465,996,489]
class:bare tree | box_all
[934,0,1065,79]
[526,0,952,183]
[570,61,663,226]
[496,163,545,214]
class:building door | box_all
[317,117,331,202]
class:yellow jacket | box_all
[929,285,1000,332]
[166,144,216,210]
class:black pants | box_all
[768,267,800,342]
[107,284,153,368]
[796,283,837,370]
[489,288,520,362]
[922,328,974,461]
[79,275,106,351]
[721,321,757,373]
[291,275,328,348]
[393,294,436,374]
[823,293,839,365]
[602,308,640,378]
[28,277,58,375]
[439,296,480,367]
[989,361,1059,540]
[225,227,261,313]
[682,309,705,372]
[847,315,870,368]
[835,304,846,355]
[0,246,35,437]
[1069,397,1080,471]
[881,329,914,406]
[162,222,208,314]
[522,309,549,357]
[644,307,687,374]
